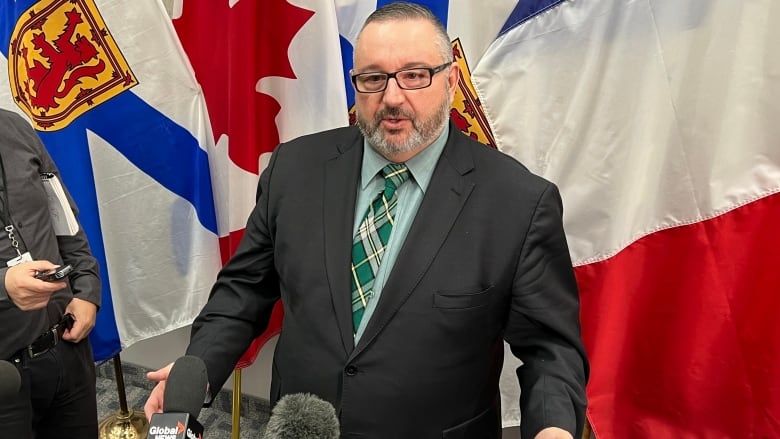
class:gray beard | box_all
[357,98,450,160]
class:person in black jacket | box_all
[0,108,101,439]
[146,3,587,438]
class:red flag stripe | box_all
[578,192,780,438]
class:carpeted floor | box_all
[96,360,270,438]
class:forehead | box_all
[354,18,441,69]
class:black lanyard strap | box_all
[0,152,11,226]
[0,152,28,255]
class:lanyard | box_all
[0,152,10,225]
[0,152,26,257]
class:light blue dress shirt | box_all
[352,124,450,342]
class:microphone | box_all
[148,355,208,439]
[263,393,340,439]
[0,360,21,399]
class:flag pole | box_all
[582,419,593,439]
[98,353,149,438]
[232,369,242,439]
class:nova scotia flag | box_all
[0,0,221,362]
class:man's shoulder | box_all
[281,125,360,151]
[0,107,18,118]
[0,108,28,128]
[449,129,551,190]
[0,109,41,151]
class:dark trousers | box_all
[0,338,98,439]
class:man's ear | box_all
[447,62,460,96]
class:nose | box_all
[382,77,406,106]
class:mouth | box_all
[381,117,409,129]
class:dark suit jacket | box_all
[187,121,588,438]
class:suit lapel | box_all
[353,129,476,355]
[324,133,363,355]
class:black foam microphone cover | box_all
[162,355,208,419]
[0,360,21,399]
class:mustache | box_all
[375,106,413,121]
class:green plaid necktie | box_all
[350,163,411,332]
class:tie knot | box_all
[381,163,410,193]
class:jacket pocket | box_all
[433,285,493,309]
[442,403,501,439]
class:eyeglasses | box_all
[351,62,452,93]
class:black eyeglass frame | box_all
[350,62,453,93]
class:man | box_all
[0,109,101,438]
[145,2,587,438]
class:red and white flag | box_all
[172,0,348,366]
[474,0,780,436]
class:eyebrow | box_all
[353,62,436,73]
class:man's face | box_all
[353,19,457,162]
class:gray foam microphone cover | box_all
[264,393,340,439]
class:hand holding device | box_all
[35,264,73,282]
[4,262,64,310]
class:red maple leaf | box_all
[174,0,314,175]
[173,1,301,365]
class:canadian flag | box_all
[171,0,347,367]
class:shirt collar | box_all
[360,123,450,192]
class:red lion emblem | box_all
[24,8,105,111]
[8,0,137,130]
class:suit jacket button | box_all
[345,365,358,376]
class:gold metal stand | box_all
[98,354,149,439]
[582,419,593,439]
[232,369,242,439]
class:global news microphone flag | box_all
[0,0,222,362]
